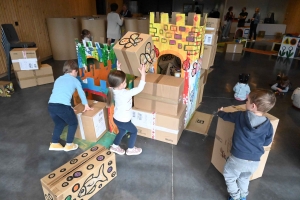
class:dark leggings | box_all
[113,118,137,148]
[249,23,258,40]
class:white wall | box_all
[226,0,288,24]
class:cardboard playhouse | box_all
[211,105,279,180]
[41,145,116,200]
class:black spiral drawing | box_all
[119,33,143,48]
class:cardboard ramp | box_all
[186,111,213,135]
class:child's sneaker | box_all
[64,143,78,152]
[240,197,246,200]
[110,145,125,155]
[49,143,64,151]
[126,146,142,155]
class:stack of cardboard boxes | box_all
[10,48,54,89]
[211,105,279,180]
[132,74,186,145]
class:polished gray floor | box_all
[0,49,300,200]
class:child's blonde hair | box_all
[106,70,126,107]
[63,60,79,74]
[248,89,276,113]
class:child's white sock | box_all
[66,143,72,146]
[127,147,133,150]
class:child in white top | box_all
[81,29,91,42]
[233,73,251,101]
[107,61,146,155]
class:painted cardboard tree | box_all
[149,12,206,126]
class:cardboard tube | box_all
[81,16,107,42]
[137,19,149,34]
[47,18,80,60]
[125,18,138,33]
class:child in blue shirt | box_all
[233,73,250,101]
[48,60,93,151]
[218,89,276,200]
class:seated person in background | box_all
[120,4,132,18]
[271,76,290,95]
[233,73,251,101]
[291,87,300,109]
[81,29,91,42]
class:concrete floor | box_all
[1,49,300,200]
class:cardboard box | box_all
[202,45,214,69]
[225,53,242,61]
[211,105,279,180]
[36,64,54,85]
[41,145,117,200]
[134,74,184,116]
[0,81,14,97]
[225,43,244,53]
[186,111,213,135]
[74,101,108,142]
[10,48,41,70]
[14,70,37,89]
[205,18,220,32]
[114,31,154,76]
[204,31,217,46]
[132,104,186,145]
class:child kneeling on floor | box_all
[107,61,146,156]
[233,73,250,101]
[271,76,290,95]
[48,60,93,151]
[218,89,276,200]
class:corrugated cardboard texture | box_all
[41,145,117,200]
[226,43,244,53]
[211,105,279,180]
[74,101,108,142]
[134,74,184,116]
[114,31,154,76]
[186,111,213,135]
[132,104,186,145]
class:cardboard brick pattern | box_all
[14,64,54,89]
[113,31,155,76]
[134,74,184,116]
[211,105,279,180]
[132,104,186,145]
[41,145,117,200]
[10,48,41,71]
[74,100,108,142]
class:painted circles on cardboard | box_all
[90,146,98,151]
[48,173,55,179]
[60,168,66,172]
[107,166,113,173]
[87,164,94,170]
[70,159,78,164]
[67,176,73,181]
[73,171,82,178]
[108,160,113,165]
[81,153,88,157]
[65,195,72,200]
[72,183,80,193]
[62,182,69,187]
[96,155,105,161]
[106,151,111,155]
[112,171,116,177]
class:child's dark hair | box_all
[110,3,118,12]
[239,73,250,84]
[228,6,233,11]
[279,76,290,88]
[81,29,90,40]
[63,60,79,74]
[106,70,126,107]
[248,89,276,113]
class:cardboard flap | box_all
[186,111,213,135]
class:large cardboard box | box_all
[205,18,220,31]
[134,74,184,116]
[225,43,244,53]
[132,104,186,145]
[211,105,279,180]
[74,101,108,142]
[36,64,54,85]
[41,145,117,200]
[114,31,154,76]
[204,30,217,46]
[10,48,41,70]
[14,70,37,89]
[202,45,214,69]
[0,81,14,97]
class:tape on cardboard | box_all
[121,47,134,75]
[151,74,164,110]
[135,93,178,104]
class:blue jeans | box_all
[113,118,137,148]
[223,155,259,199]
[222,20,232,37]
[48,103,78,143]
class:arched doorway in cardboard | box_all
[156,51,184,77]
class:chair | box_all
[1,24,36,80]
